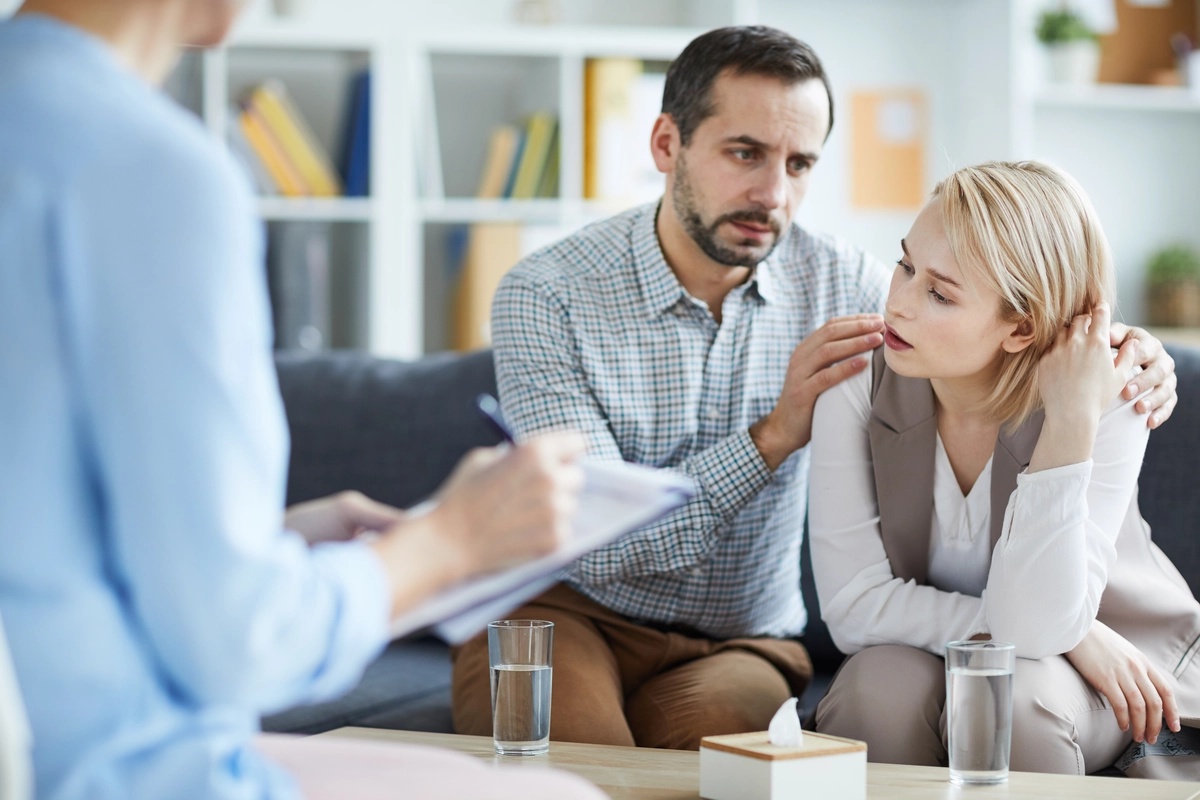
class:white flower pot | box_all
[1046,41,1100,85]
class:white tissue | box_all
[767,697,803,747]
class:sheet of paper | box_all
[388,459,695,644]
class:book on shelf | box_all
[500,127,527,200]
[474,124,521,199]
[226,110,279,196]
[584,58,666,207]
[509,111,557,200]
[339,69,371,198]
[244,81,343,197]
[452,223,524,351]
[535,122,560,199]
[237,103,307,197]
[267,221,332,351]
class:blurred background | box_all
[5,0,1198,356]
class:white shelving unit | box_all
[15,0,1196,349]
[157,2,756,358]
[1034,83,1200,113]
[408,25,712,352]
[166,26,391,352]
[757,0,1200,327]
[1006,0,1200,324]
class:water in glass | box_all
[947,665,1013,785]
[491,663,552,755]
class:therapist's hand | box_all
[1066,619,1180,745]
[430,431,587,575]
[367,431,586,619]
[284,491,406,546]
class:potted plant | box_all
[1036,6,1100,84]
[1146,244,1200,327]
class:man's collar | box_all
[633,204,779,317]
[632,204,687,317]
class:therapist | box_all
[0,1,601,798]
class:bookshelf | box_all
[14,0,1198,354]
[150,2,758,358]
[412,27,695,352]
[165,28,386,353]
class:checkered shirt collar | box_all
[631,203,779,319]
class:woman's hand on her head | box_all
[1110,322,1178,429]
[1065,620,1180,745]
[1030,304,1138,473]
[1037,303,1134,426]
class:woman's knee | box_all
[816,646,945,765]
[1007,657,1121,775]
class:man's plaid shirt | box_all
[492,203,889,639]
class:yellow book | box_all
[475,124,521,199]
[509,112,556,200]
[584,58,642,200]
[453,223,523,351]
[246,81,342,197]
[238,105,307,197]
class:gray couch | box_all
[263,345,1200,736]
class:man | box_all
[450,25,1178,751]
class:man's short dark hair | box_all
[662,25,834,147]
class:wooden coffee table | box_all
[324,728,1200,799]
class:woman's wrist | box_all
[1027,412,1098,473]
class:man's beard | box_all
[672,155,783,268]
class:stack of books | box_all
[449,111,560,352]
[475,111,559,200]
[228,74,371,198]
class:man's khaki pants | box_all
[451,583,812,750]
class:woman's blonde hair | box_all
[932,160,1115,427]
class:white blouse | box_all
[807,366,1150,659]
[928,435,992,597]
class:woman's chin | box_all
[882,347,925,377]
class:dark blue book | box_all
[339,70,371,197]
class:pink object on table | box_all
[256,733,607,800]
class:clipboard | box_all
[388,459,695,644]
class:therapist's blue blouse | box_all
[0,15,389,800]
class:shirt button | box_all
[704,407,720,420]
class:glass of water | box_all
[945,640,1015,785]
[488,619,553,756]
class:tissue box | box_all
[699,731,867,800]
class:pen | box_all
[475,393,516,443]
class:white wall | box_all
[1033,108,1200,323]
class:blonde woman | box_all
[809,161,1200,778]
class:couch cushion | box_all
[1141,344,1200,598]
[275,349,503,509]
[261,638,453,735]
